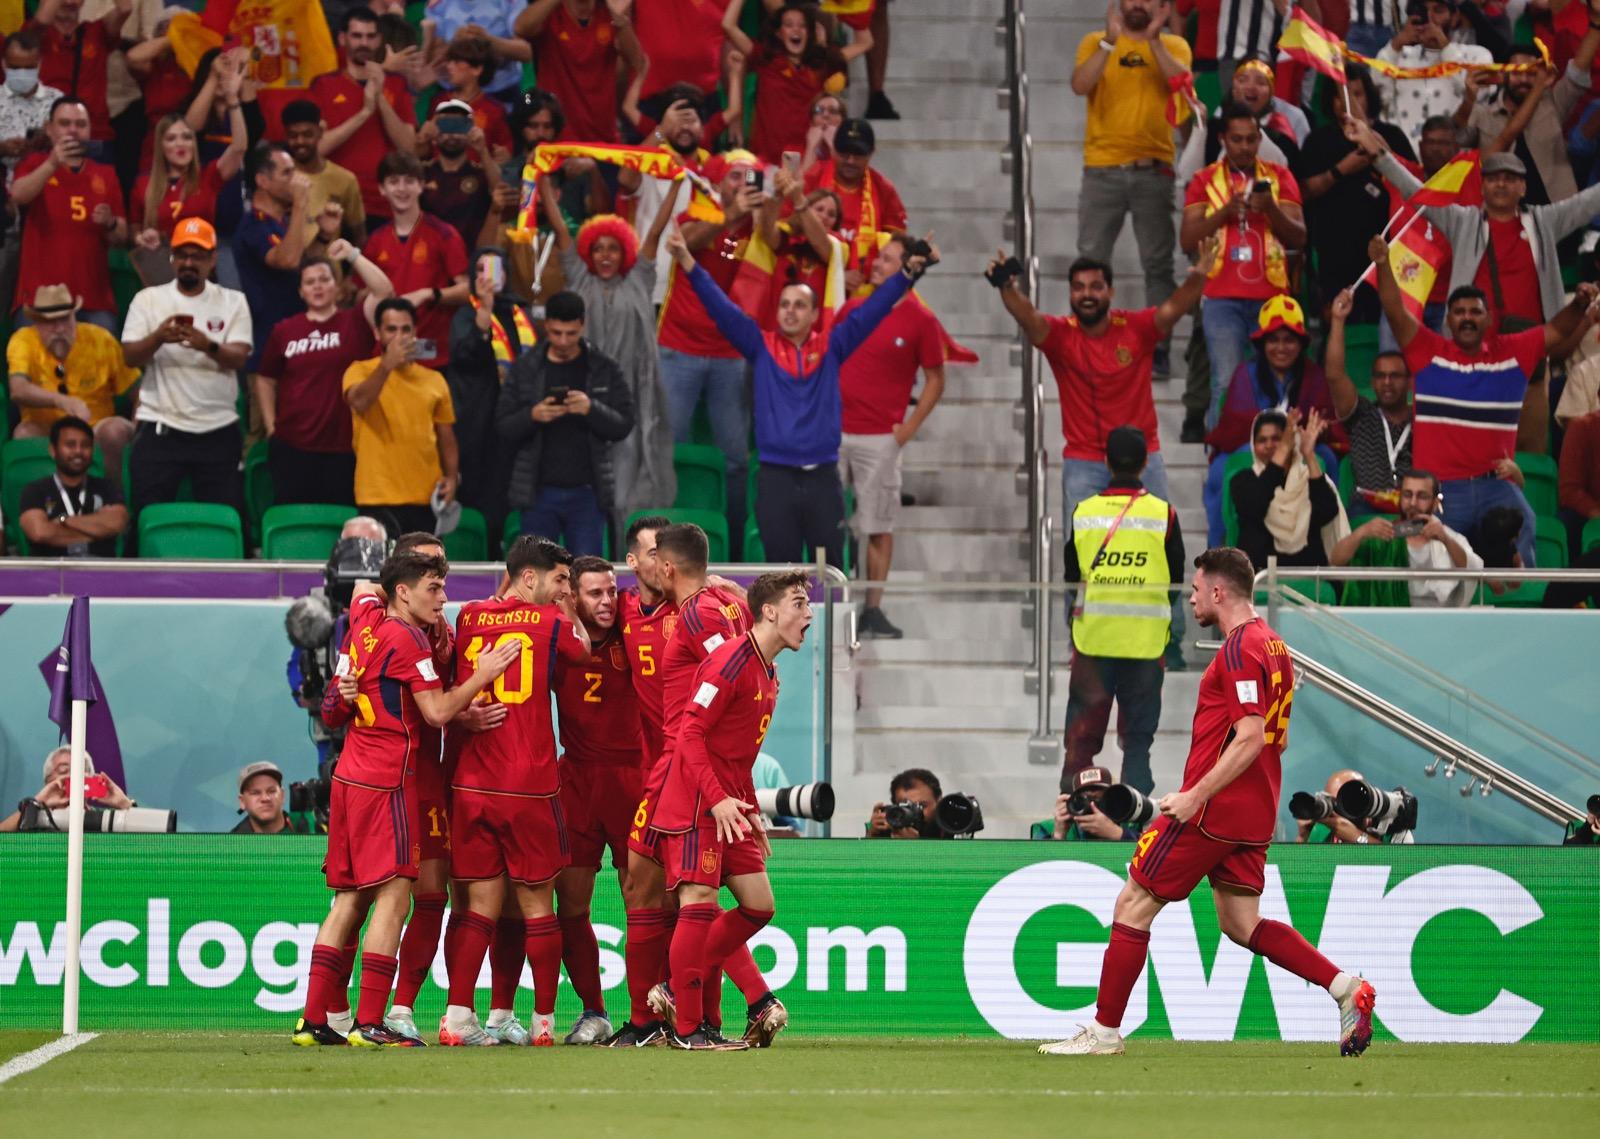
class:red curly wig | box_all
[575,214,639,276]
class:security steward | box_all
[1061,426,1185,795]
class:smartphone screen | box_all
[174,314,194,327]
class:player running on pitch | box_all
[1040,547,1376,1058]
[649,570,813,1050]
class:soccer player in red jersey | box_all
[1040,548,1377,1059]
[440,537,592,1047]
[552,555,643,1044]
[651,569,813,1050]
[293,550,516,1048]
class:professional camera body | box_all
[883,792,985,837]
[285,537,387,755]
[1290,780,1418,838]
[20,800,177,833]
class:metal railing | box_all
[1000,0,1057,765]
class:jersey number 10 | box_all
[462,632,536,704]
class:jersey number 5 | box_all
[463,632,536,704]
[635,644,655,676]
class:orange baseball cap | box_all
[171,216,217,251]
[1252,294,1307,340]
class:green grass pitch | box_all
[2,1033,1597,1136]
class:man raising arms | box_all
[293,550,516,1047]
[441,537,592,1047]
[1040,547,1376,1059]
[651,570,813,1049]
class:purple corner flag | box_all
[37,596,125,789]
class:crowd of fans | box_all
[1073,0,1600,609]
[0,1,949,628]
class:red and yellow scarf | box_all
[474,299,537,375]
[1201,159,1289,291]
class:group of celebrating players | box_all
[290,516,812,1050]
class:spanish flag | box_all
[730,226,850,329]
[511,143,687,238]
[1277,8,1346,84]
[1359,218,1450,321]
[822,0,875,30]
[167,0,336,87]
[1407,150,1483,208]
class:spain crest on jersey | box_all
[608,642,627,671]
[700,848,719,875]
[663,615,679,642]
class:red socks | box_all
[303,944,342,1023]
[1248,919,1339,988]
[355,952,398,1025]
[393,892,446,1008]
[444,910,495,1009]
[658,909,678,983]
[668,903,718,1036]
[325,937,357,1015]
[490,918,525,1009]
[1095,922,1151,1030]
[715,915,773,1003]
[523,916,562,1017]
[625,908,670,1025]
[559,911,605,1012]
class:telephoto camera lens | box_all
[1099,784,1156,829]
[934,792,984,837]
[1289,790,1339,821]
[755,783,835,822]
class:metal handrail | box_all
[1197,641,1586,825]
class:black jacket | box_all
[1230,463,1340,570]
[495,340,634,512]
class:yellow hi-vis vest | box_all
[1071,490,1172,659]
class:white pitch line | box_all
[0,1034,98,1087]
[19,1085,1598,1101]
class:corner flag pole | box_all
[49,595,98,1037]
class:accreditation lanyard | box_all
[1381,416,1411,482]
[1088,490,1147,572]
[52,475,85,519]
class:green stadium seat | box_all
[673,443,728,512]
[1255,578,1337,606]
[1583,517,1600,555]
[1341,323,1381,402]
[243,441,274,537]
[1534,515,1568,569]
[443,507,489,562]
[625,507,728,562]
[744,516,766,562]
[1337,453,1358,514]
[1220,448,1255,547]
[1515,451,1558,518]
[260,504,356,560]
[1485,580,1547,608]
[3,437,107,552]
[138,502,244,559]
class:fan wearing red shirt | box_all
[804,119,907,292]
[294,550,517,1049]
[1039,547,1377,1060]
[130,113,243,242]
[549,557,644,1044]
[722,1,871,165]
[634,0,726,114]
[651,568,812,1050]
[431,37,514,165]
[440,537,592,1048]
[515,0,646,144]
[29,0,128,142]
[363,152,470,371]
[255,250,392,505]
[310,8,418,221]
[10,97,125,326]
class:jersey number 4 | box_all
[462,632,536,705]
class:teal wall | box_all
[0,600,822,833]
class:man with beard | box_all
[120,217,252,537]
[310,6,418,223]
[1326,286,1416,515]
[803,119,907,293]
[7,283,137,480]
[280,99,367,251]
[621,85,720,306]
[235,143,312,374]
[16,415,128,557]
[421,100,502,251]
[1331,469,1484,607]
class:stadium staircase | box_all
[829,0,1204,835]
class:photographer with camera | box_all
[1563,796,1600,845]
[1031,767,1139,842]
[0,745,145,833]
[230,762,304,835]
[869,768,945,839]
[1290,769,1416,844]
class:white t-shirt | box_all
[122,280,253,434]
[1405,521,1485,608]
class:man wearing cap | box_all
[1351,115,1600,456]
[1061,426,1185,797]
[1181,103,1305,434]
[1072,0,1192,382]
[10,96,125,332]
[1031,767,1138,842]
[232,762,303,834]
[8,283,138,477]
[428,35,514,165]
[120,216,254,535]
[421,99,503,252]
[804,119,907,292]
[282,99,367,251]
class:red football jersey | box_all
[555,628,642,765]
[310,70,416,219]
[652,633,778,832]
[322,593,386,731]
[416,611,456,799]
[660,585,753,753]
[362,213,468,369]
[619,589,678,766]
[13,154,124,313]
[333,614,445,790]
[451,595,589,797]
[1182,617,1295,846]
[533,3,621,143]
